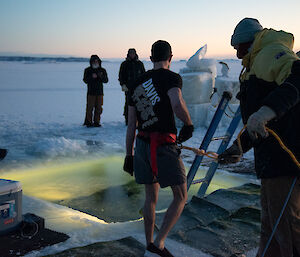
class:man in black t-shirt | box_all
[124,40,194,257]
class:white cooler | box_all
[0,179,22,235]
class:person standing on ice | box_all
[218,18,300,257]
[119,48,146,125]
[124,40,194,257]
[83,55,108,127]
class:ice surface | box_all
[0,58,252,171]
[22,195,212,257]
[0,59,257,256]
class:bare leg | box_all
[154,182,187,250]
[144,183,160,246]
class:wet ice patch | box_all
[28,137,88,158]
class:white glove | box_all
[122,85,128,92]
[247,106,276,140]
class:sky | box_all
[0,0,300,59]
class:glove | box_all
[218,142,242,164]
[178,124,194,143]
[247,106,276,141]
[123,155,134,176]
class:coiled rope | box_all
[180,125,300,169]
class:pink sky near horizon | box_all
[0,0,299,59]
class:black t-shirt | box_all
[128,68,182,134]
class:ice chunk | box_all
[212,61,240,104]
[205,103,240,128]
[185,45,217,76]
[175,103,210,128]
[186,45,207,69]
[181,72,214,104]
[186,103,210,127]
[27,137,88,158]
[219,61,229,77]
[215,77,240,104]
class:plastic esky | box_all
[0,0,299,59]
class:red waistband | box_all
[137,132,176,177]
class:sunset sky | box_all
[1,0,299,59]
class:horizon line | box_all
[0,53,239,61]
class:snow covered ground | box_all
[0,59,258,256]
[0,59,246,167]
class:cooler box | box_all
[0,179,22,235]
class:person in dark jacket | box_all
[218,18,300,257]
[118,48,145,125]
[83,55,108,127]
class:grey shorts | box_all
[134,137,186,188]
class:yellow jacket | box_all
[241,28,299,85]
[237,28,300,179]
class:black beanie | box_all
[151,40,172,62]
[89,55,101,66]
[126,48,138,60]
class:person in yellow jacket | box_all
[219,18,300,257]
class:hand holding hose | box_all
[218,142,242,164]
[246,106,276,140]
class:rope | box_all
[180,125,300,169]
[179,145,218,160]
[266,128,300,169]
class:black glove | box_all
[123,155,134,176]
[218,143,242,164]
[178,124,194,143]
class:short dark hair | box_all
[151,40,172,62]
[128,48,136,54]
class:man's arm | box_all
[167,87,192,125]
[126,106,137,155]
[83,68,91,84]
[140,61,146,74]
[123,106,137,176]
[97,68,108,83]
[119,62,126,86]
[246,61,300,139]
[168,87,194,143]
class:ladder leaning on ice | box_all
[186,91,242,197]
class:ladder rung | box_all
[192,178,207,185]
[211,136,228,141]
